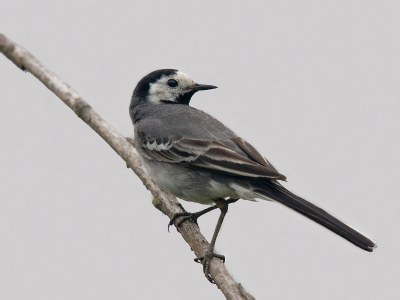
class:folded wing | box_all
[138,131,286,180]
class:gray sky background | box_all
[1,1,399,299]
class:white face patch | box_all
[147,71,196,104]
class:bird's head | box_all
[132,69,217,105]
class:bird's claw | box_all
[194,251,226,283]
[168,204,199,232]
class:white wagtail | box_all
[129,69,376,282]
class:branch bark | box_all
[0,33,255,300]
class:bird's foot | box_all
[168,204,201,231]
[194,250,226,283]
[168,199,239,232]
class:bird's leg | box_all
[168,198,238,232]
[194,198,237,283]
[168,203,217,231]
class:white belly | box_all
[141,157,264,205]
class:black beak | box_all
[174,83,217,105]
[192,83,218,91]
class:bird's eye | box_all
[167,79,178,87]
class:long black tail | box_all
[252,180,376,252]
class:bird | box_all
[129,69,376,283]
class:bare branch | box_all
[0,33,255,299]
